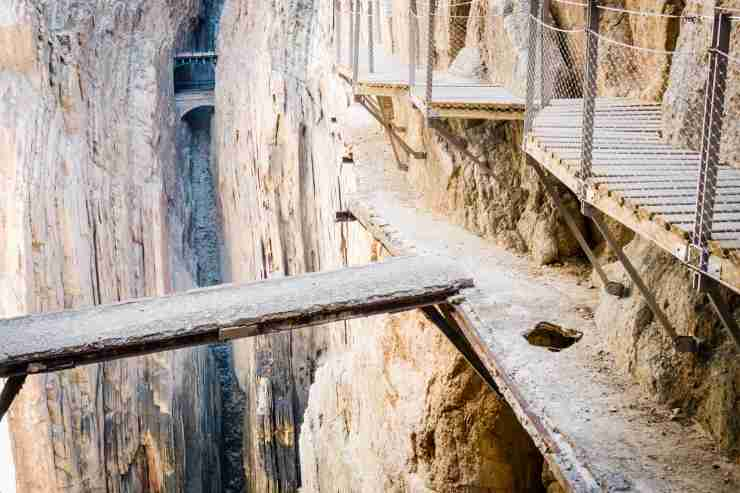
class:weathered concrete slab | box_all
[0,256,473,378]
[344,102,740,493]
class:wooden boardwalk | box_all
[525,97,740,291]
[0,256,472,378]
[338,51,524,120]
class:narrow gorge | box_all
[2,1,740,492]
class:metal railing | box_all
[407,1,500,119]
[175,80,216,92]
[335,0,392,79]
[524,0,739,287]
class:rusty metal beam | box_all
[0,375,27,423]
[0,256,472,379]
[357,95,427,159]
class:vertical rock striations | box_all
[1,1,226,491]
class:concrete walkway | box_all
[342,103,740,492]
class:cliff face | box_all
[2,1,226,491]
[4,0,740,491]
[214,1,351,489]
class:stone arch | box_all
[175,91,215,120]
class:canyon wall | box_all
[380,0,740,461]
[3,0,740,491]
[1,1,228,491]
[215,0,545,490]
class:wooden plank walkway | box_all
[0,256,472,378]
[338,49,524,120]
[344,108,740,491]
[526,97,740,293]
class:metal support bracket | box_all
[704,280,740,350]
[528,158,624,297]
[335,211,357,223]
[428,120,488,168]
[421,304,501,396]
[0,374,27,423]
[357,95,427,160]
[590,213,699,353]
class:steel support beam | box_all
[421,304,501,396]
[704,281,740,350]
[528,157,623,296]
[357,95,427,160]
[590,210,698,353]
[0,375,26,423]
[691,10,731,291]
[428,120,487,168]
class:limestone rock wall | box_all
[300,240,544,492]
[214,0,351,490]
[387,0,740,461]
[1,1,226,491]
[215,0,547,491]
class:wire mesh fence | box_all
[334,0,395,80]
[524,1,586,138]
[408,1,499,118]
[524,0,740,282]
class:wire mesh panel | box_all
[335,0,395,82]
[335,0,355,71]
[408,1,503,119]
[524,0,586,138]
[525,0,740,283]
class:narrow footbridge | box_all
[333,0,525,170]
[523,1,740,351]
[175,88,215,119]
[174,51,217,118]
[333,0,740,350]
[0,256,491,420]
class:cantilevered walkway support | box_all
[334,0,525,170]
[523,0,740,350]
[174,51,217,119]
[0,256,484,420]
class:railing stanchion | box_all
[336,0,342,66]
[524,0,538,140]
[353,0,361,82]
[691,9,731,291]
[580,0,600,214]
[348,0,354,69]
[368,0,375,73]
[424,1,436,119]
[409,6,416,89]
[376,0,382,46]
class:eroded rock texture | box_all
[300,240,543,492]
[1,1,226,491]
[215,0,350,490]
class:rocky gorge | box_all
[1,0,740,492]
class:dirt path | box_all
[341,103,740,492]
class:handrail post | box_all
[580,0,600,214]
[409,5,417,88]
[425,0,436,119]
[368,0,375,73]
[353,0,361,82]
[540,0,551,107]
[376,0,382,46]
[336,0,342,66]
[348,0,355,68]
[524,0,540,140]
[691,9,731,291]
